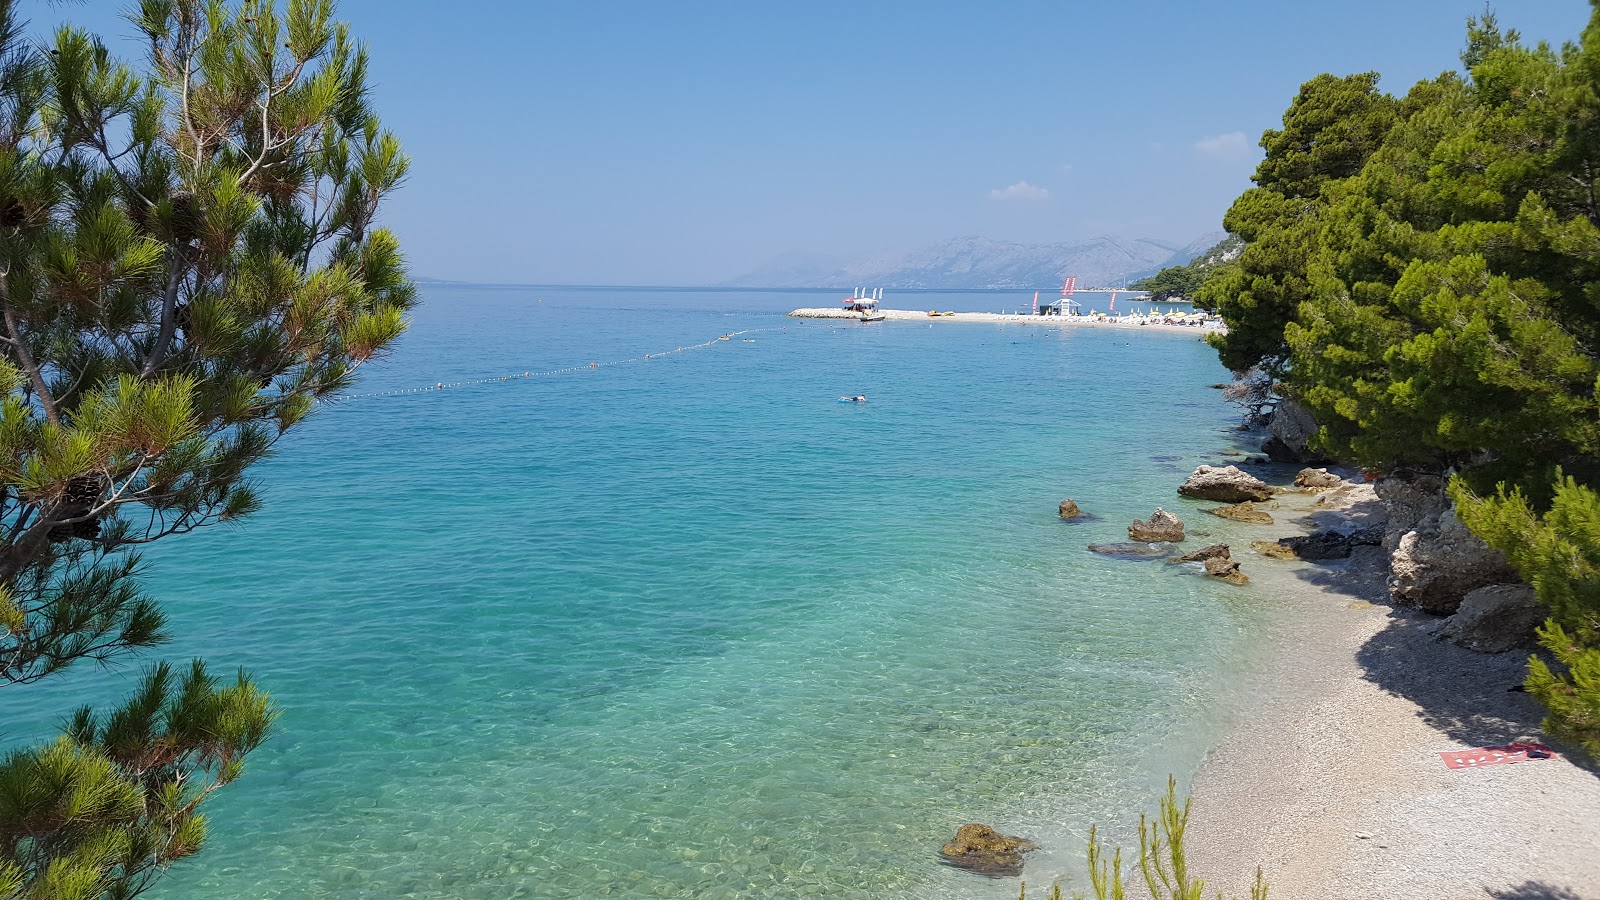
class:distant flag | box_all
[1032,291,1039,315]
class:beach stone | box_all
[1204,555,1249,585]
[1178,465,1274,503]
[938,824,1036,878]
[1438,584,1546,654]
[1129,508,1185,542]
[1251,540,1298,560]
[1058,499,1082,520]
[1088,542,1177,560]
[1294,467,1343,491]
[1373,472,1449,553]
[1390,509,1519,614]
[1209,501,1274,525]
[1262,399,1320,462]
[1175,543,1231,563]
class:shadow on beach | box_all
[1485,882,1587,900]
[1286,546,1598,775]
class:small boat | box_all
[843,287,886,322]
[859,312,886,323]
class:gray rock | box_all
[1089,542,1178,560]
[1204,555,1249,585]
[1129,507,1185,542]
[1282,526,1383,562]
[1058,499,1082,520]
[1373,473,1448,553]
[1438,584,1546,653]
[1390,509,1519,614]
[1178,465,1274,503]
[1263,399,1320,462]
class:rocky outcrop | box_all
[1280,526,1384,562]
[1204,555,1249,585]
[1294,467,1343,491]
[1058,499,1082,520]
[1261,399,1320,462]
[1373,473,1449,552]
[1129,508,1185,542]
[939,824,1037,877]
[1175,543,1231,563]
[1209,501,1274,525]
[1178,466,1274,503]
[1438,584,1546,653]
[1390,509,1519,614]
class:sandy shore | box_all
[1185,482,1600,899]
[787,307,1223,335]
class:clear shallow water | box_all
[3,286,1268,899]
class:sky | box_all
[38,1,1599,285]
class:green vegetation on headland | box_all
[0,0,411,896]
[1129,236,1243,302]
[1195,3,1600,756]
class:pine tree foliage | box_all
[0,0,411,895]
[1202,1,1600,750]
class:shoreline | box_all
[787,307,1223,335]
[1183,477,1600,898]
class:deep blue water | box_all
[3,286,1269,899]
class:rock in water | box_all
[1058,498,1082,520]
[1262,399,1320,462]
[1281,527,1383,561]
[1088,542,1177,560]
[1204,555,1249,585]
[1210,501,1274,525]
[1294,467,1343,491]
[1175,543,1231,563]
[1129,507,1185,542]
[1438,584,1545,653]
[1178,465,1274,503]
[939,824,1037,877]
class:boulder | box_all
[1262,399,1320,462]
[1390,509,1520,614]
[1058,499,1083,520]
[1209,501,1274,525]
[1251,540,1298,560]
[1204,555,1249,585]
[939,824,1037,877]
[1294,468,1343,491]
[1088,542,1177,560]
[1129,508,1185,542]
[1438,584,1546,654]
[1178,466,1274,503]
[1175,543,1231,563]
[1373,472,1448,552]
[1280,526,1383,562]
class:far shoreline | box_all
[788,307,1223,335]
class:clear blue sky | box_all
[40,1,1597,284]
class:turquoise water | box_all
[3,286,1269,899]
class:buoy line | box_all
[322,329,765,404]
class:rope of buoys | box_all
[322,329,764,404]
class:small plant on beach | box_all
[1018,779,1267,900]
[0,0,411,896]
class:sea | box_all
[2,285,1276,899]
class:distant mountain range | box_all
[725,232,1227,290]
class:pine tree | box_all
[0,0,411,895]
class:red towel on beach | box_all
[1438,742,1557,770]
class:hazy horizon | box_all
[38,1,1594,285]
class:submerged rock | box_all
[1178,465,1274,503]
[1088,542,1177,560]
[1129,508,1185,542]
[939,824,1037,878]
[1439,584,1545,653]
[1058,499,1083,520]
[1209,501,1274,525]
